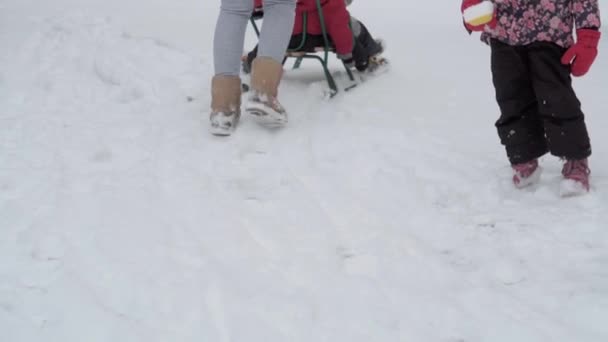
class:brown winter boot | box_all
[245,57,288,126]
[210,75,241,136]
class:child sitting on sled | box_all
[461,0,601,196]
[244,0,387,73]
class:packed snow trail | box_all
[1,2,608,342]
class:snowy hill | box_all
[1,1,607,341]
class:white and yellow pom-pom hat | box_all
[463,1,496,27]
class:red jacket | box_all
[254,0,353,56]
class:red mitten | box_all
[461,0,497,32]
[561,29,601,77]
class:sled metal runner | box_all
[249,0,356,97]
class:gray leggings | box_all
[214,0,296,77]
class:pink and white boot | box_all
[560,159,591,197]
[512,159,542,189]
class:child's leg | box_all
[214,0,254,76]
[351,18,383,56]
[258,0,297,64]
[490,39,548,165]
[350,18,384,71]
[527,42,592,160]
[351,18,383,63]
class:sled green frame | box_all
[249,0,356,97]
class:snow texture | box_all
[1,1,607,341]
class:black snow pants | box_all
[490,39,592,165]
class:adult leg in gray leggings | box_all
[210,0,296,134]
[213,0,296,76]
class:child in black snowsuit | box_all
[462,0,602,196]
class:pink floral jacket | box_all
[482,0,602,47]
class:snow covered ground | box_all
[1,1,607,341]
